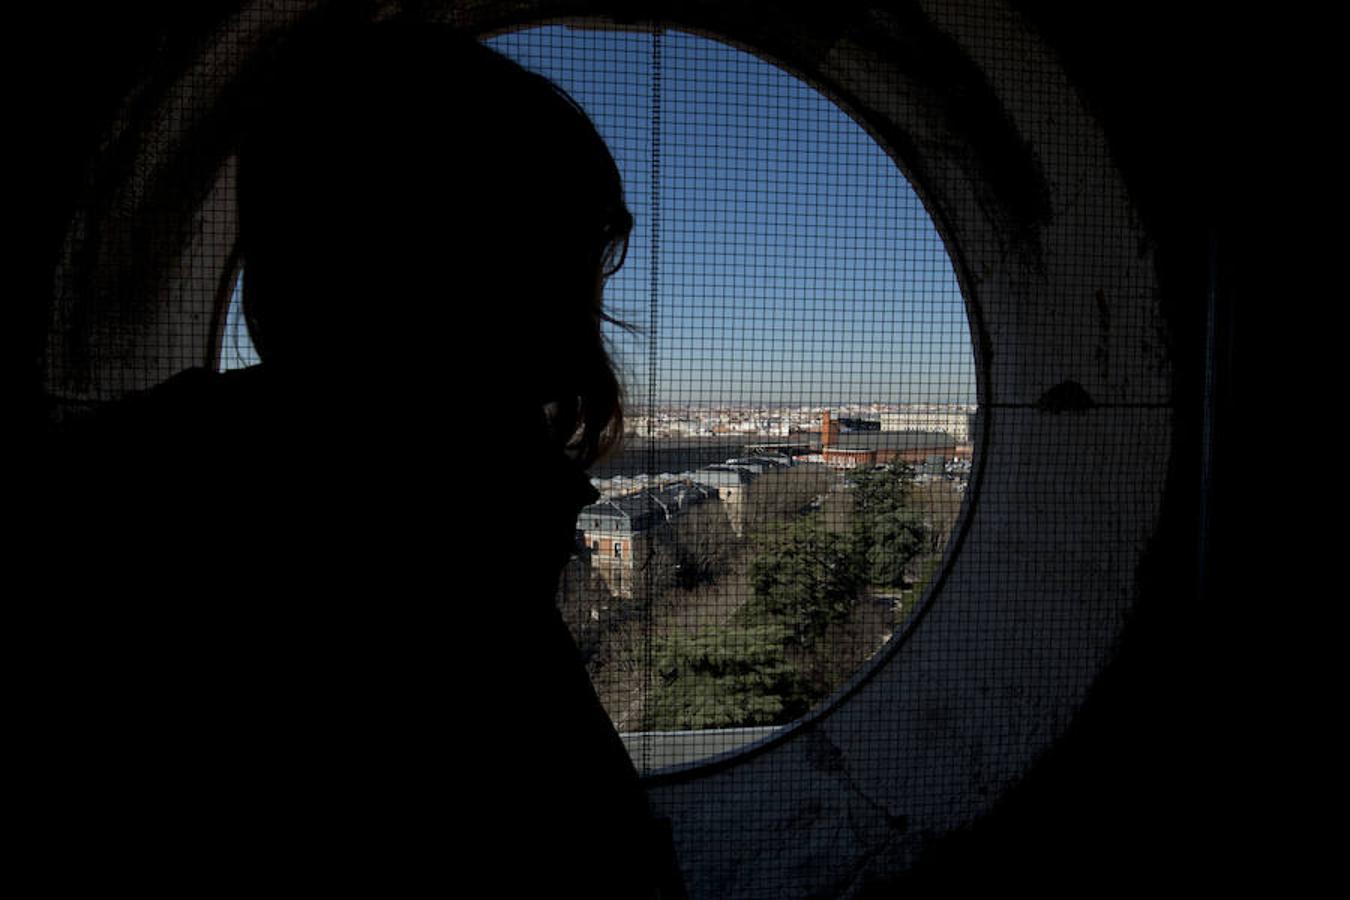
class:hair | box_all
[238,21,630,466]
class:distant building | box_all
[724,456,791,474]
[695,464,756,498]
[827,431,958,467]
[743,442,811,460]
[821,410,841,448]
[880,407,975,443]
[576,482,713,598]
[818,410,959,468]
[693,465,758,535]
[820,447,875,469]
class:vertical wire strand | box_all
[641,24,664,773]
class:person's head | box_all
[239,22,630,465]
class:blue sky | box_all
[219,273,258,370]
[224,26,975,407]
[490,26,973,407]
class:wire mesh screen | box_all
[45,6,1173,897]
[214,24,976,774]
[494,26,973,770]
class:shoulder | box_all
[56,366,265,443]
[45,365,271,527]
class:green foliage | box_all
[745,516,861,645]
[862,508,927,586]
[846,462,929,587]
[645,624,810,730]
[600,464,946,735]
[846,461,916,518]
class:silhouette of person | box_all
[34,20,678,898]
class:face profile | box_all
[239,21,631,465]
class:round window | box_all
[43,7,1172,894]
[481,25,978,773]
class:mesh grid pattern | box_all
[483,26,975,773]
[43,7,1172,897]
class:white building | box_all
[879,406,976,443]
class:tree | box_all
[669,499,738,588]
[744,516,861,645]
[741,464,834,540]
[846,462,929,587]
[862,509,927,586]
[846,461,916,519]
[645,623,811,730]
[912,477,962,555]
[640,499,738,603]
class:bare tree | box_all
[912,478,962,554]
[741,465,836,540]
